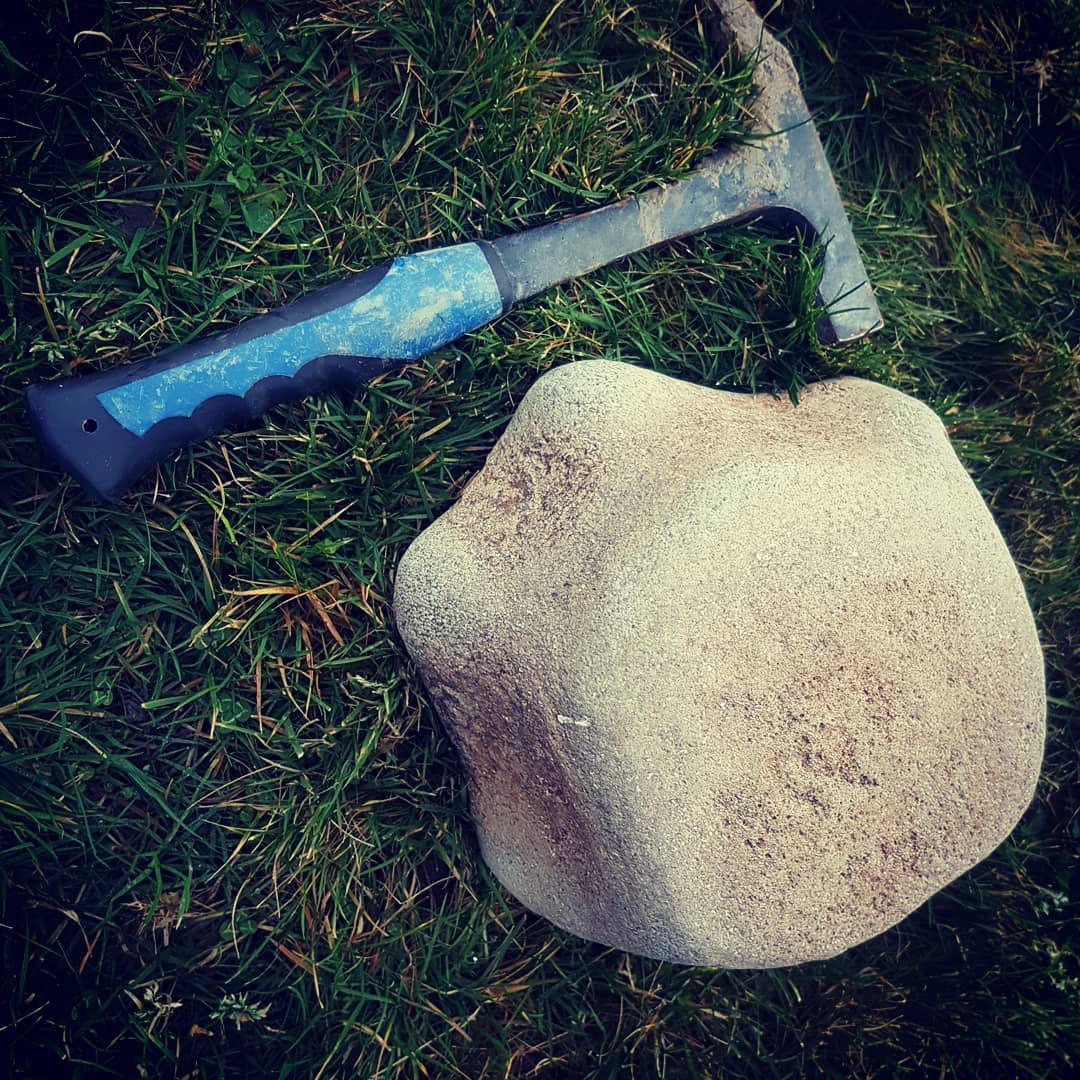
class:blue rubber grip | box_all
[25,243,508,503]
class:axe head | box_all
[493,1,883,345]
[710,0,882,343]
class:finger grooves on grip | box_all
[27,353,401,504]
[98,244,503,436]
[25,241,507,502]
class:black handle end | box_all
[26,352,402,503]
[26,377,149,504]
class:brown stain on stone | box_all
[457,432,604,563]
[413,651,661,946]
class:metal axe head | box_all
[493,1,882,345]
[709,0,882,343]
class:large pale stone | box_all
[393,360,1045,968]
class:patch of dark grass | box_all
[2,0,1078,1077]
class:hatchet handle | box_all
[26,242,510,503]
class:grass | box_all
[1,0,1077,1075]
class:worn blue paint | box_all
[98,243,502,436]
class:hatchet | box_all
[26,0,882,504]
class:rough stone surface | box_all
[393,360,1045,968]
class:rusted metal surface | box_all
[492,0,882,344]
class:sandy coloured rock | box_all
[392,360,1045,968]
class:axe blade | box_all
[713,0,883,343]
[493,0,883,344]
